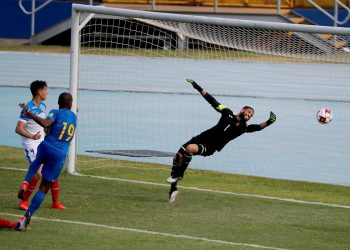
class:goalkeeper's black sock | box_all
[170,183,177,193]
[180,152,192,175]
[171,147,192,178]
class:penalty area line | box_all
[0,212,286,250]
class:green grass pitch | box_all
[0,146,350,249]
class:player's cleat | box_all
[16,214,31,231]
[169,190,179,203]
[166,176,182,184]
[51,202,66,210]
[17,181,29,200]
[19,200,29,211]
[169,186,179,203]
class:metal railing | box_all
[18,0,94,37]
[307,0,350,27]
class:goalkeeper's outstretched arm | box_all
[246,111,276,132]
[186,79,225,112]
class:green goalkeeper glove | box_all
[266,111,276,126]
[186,79,203,92]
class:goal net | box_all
[69,4,350,186]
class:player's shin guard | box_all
[171,147,192,179]
[51,181,59,203]
[25,190,46,217]
[23,176,40,201]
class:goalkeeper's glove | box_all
[186,79,203,92]
[266,111,276,126]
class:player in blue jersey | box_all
[16,92,77,231]
[167,80,276,203]
[16,80,66,211]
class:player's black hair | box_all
[30,80,47,97]
[58,92,73,109]
[242,106,254,112]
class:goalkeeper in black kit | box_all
[167,79,276,203]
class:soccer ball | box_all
[316,108,332,124]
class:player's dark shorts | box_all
[183,135,217,157]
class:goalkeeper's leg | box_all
[169,182,179,203]
[167,146,193,184]
[167,143,206,203]
[167,146,192,203]
[167,142,214,202]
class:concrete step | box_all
[317,34,333,40]
[288,17,305,24]
[0,39,29,45]
[30,18,71,45]
[335,40,347,49]
[316,34,347,49]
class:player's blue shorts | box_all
[33,142,67,182]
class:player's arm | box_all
[15,120,41,140]
[246,111,276,133]
[186,79,226,112]
[19,103,54,129]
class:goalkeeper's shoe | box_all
[51,202,66,210]
[16,214,31,231]
[19,200,29,211]
[169,185,179,203]
[17,181,29,200]
[166,175,182,184]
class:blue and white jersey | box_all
[19,101,46,147]
[43,108,77,155]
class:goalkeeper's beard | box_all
[239,112,248,122]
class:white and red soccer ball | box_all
[316,108,332,124]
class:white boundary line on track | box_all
[1,166,350,209]
[0,212,286,250]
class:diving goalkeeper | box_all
[167,79,276,203]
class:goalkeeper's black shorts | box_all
[183,136,216,157]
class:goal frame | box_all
[68,3,350,174]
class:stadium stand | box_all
[0,0,73,43]
[294,9,350,27]
[0,0,349,45]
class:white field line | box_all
[1,166,350,209]
[81,164,167,171]
[0,167,27,172]
[0,212,287,250]
[80,173,350,209]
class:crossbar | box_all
[72,3,350,35]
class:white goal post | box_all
[68,4,350,186]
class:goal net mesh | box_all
[74,11,350,186]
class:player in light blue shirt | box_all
[16,92,77,231]
[15,80,47,211]
[16,80,67,211]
